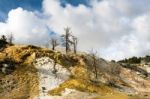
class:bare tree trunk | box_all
[73,37,77,54]
[52,61,57,74]
[54,61,56,71]
[90,50,98,80]
[74,43,76,54]
[8,33,14,44]
[66,35,68,53]
[52,45,55,50]
[93,56,98,79]
[64,27,70,53]
[50,38,59,51]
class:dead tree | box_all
[7,33,14,44]
[61,27,72,53]
[90,50,98,80]
[52,60,57,74]
[50,38,59,50]
[52,52,61,76]
[72,36,78,54]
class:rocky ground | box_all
[34,57,70,99]
[0,45,150,99]
[34,57,98,99]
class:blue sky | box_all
[0,0,88,21]
[0,0,42,21]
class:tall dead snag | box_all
[61,27,72,53]
[52,52,61,77]
[72,36,78,54]
[50,38,59,50]
[7,33,14,44]
[61,27,78,54]
[90,50,98,80]
[52,60,57,74]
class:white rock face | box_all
[146,67,150,73]
[34,57,70,99]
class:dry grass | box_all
[47,53,131,99]
[48,78,130,99]
[48,78,111,95]
[1,44,145,99]
[0,64,39,99]
[0,45,39,99]
[48,63,128,98]
[94,93,129,99]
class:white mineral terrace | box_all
[34,57,70,99]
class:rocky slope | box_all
[0,44,150,99]
[35,57,70,99]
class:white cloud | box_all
[0,0,150,60]
[0,7,49,45]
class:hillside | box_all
[0,44,150,99]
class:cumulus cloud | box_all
[0,7,49,45]
[0,0,150,60]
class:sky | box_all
[0,0,150,60]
